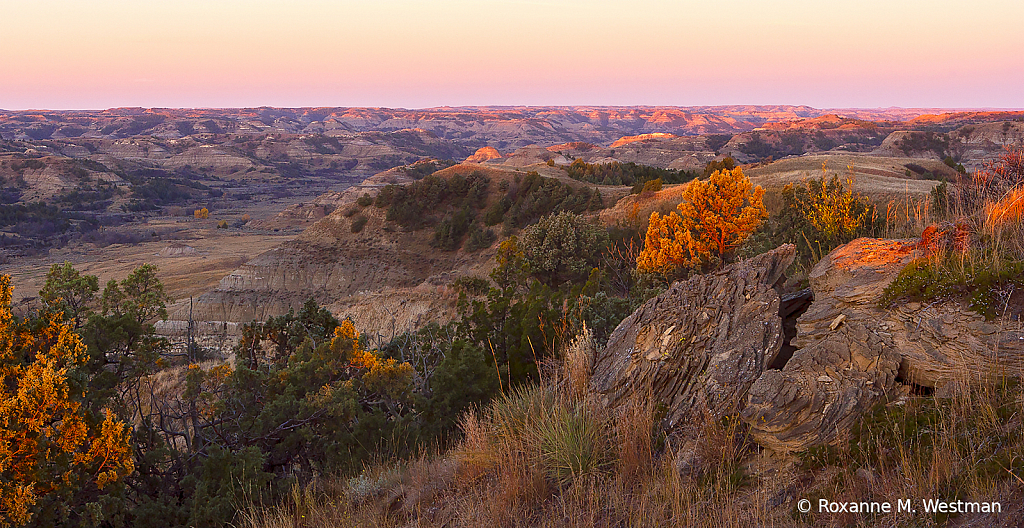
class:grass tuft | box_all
[535,401,612,486]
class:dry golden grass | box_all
[561,325,593,402]
[883,191,934,239]
[238,322,1024,528]
[986,186,1024,227]
[236,324,786,528]
[985,186,1024,260]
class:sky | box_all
[1,0,1022,110]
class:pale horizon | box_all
[2,0,1022,110]
[4,105,1024,113]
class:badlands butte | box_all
[0,105,1022,342]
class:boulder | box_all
[590,244,796,430]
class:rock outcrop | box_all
[747,237,1024,451]
[590,244,796,430]
[749,240,1024,451]
[159,244,197,257]
[465,146,503,163]
[741,238,917,451]
[593,236,1024,453]
[742,319,903,451]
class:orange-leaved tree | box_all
[0,275,133,527]
[637,167,766,277]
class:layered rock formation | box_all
[593,237,1024,453]
[177,204,473,331]
[744,237,1024,451]
[8,107,1020,155]
[590,245,796,430]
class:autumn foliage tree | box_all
[637,167,766,277]
[0,275,133,527]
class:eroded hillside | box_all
[173,162,629,340]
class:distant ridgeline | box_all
[562,159,698,191]
[373,170,606,251]
[0,156,222,252]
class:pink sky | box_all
[1,0,1022,110]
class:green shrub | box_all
[490,171,604,227]
[563,159,694,188]
[416,339,500,439]
[452,276,489,296]
[640,178,662,193]
[483,198,509,226]
[897,131,949,157]
[943,156,966,174]
[487,384,555,442]
[931,180,950,217]
[703,156,737,177]
[131,178,194,205]
[356,193,374,207]
[465,225,497,251]
[812,132,839,151]
[375,172,488,229]
[520,211,609,287]
[400,159,457,180]
[432,206,474,250]
[11,159,45,171]
[350,215,368,233]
